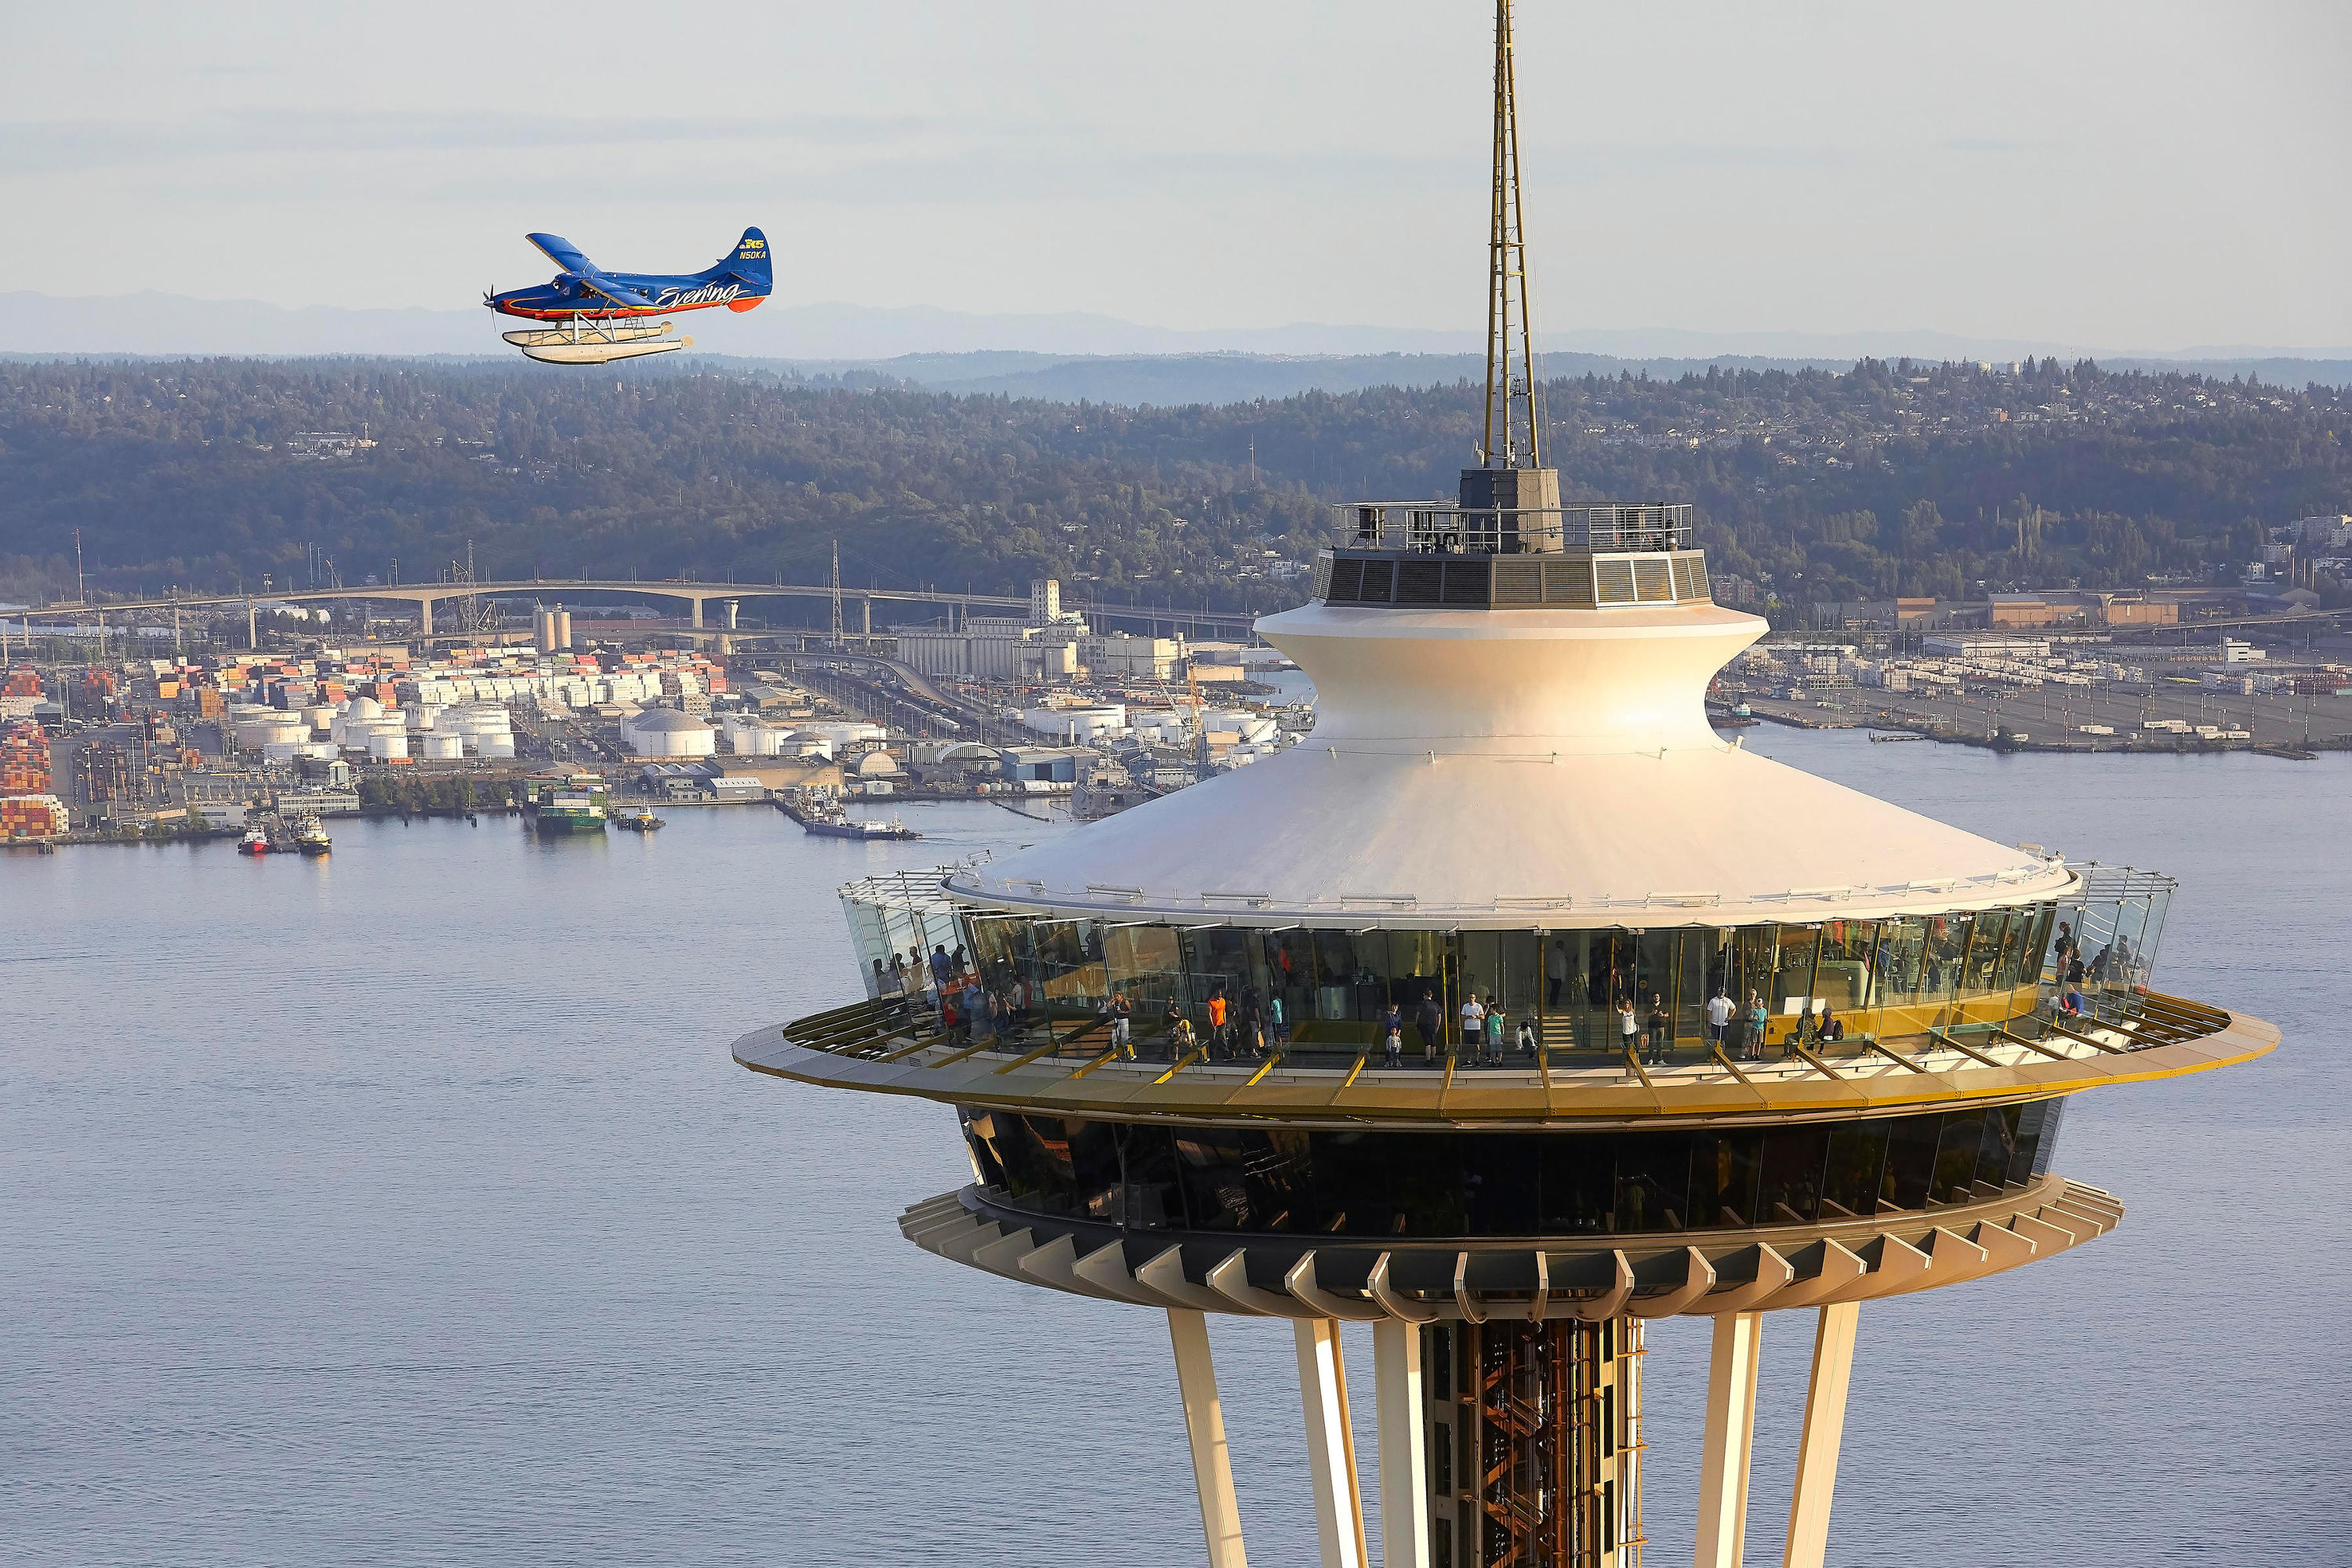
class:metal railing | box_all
[1335,502,1692,556]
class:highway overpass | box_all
[33,579,1262,638]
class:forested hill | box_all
[1,356,2346,616]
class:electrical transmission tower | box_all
[829,540,844,645]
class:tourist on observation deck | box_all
[1646,994,1671,1067]
[1744,993,1769,1060]
[1618,996,1640,1062]
[1109,991,1134,1058]
[1461,992,1486,1054]
[1547,939,1569,1007]
[1206,988,1230,1060]
[1483,996,1506,1064]
[1416,989,1443,1065]
[1383,1004,1404,1069]
[1706,987,1735,1052]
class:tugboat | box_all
[293,816,332,855]
[615,808,666,833]
[238,823,270,856]
[776,789,920,841]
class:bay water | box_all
[2,734,2344,1566]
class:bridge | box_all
[31,579,1263,640]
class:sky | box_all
[2,1,2347,352]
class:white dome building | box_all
[622,707,716,759]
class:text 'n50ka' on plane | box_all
[485,227,771,365]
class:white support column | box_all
[1782,1302,1860,1568]
[1295,1317,1370,1568]
[1373,1319,1430,1568]
[1694,1310,1764,1568]
[1168,1308,1249,1568]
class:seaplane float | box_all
[485,227,771,365]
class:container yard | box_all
[0,576,1312,847]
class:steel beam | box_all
[1169,1308,1250,1568]
[1372,1319,1429,1568]
[1694,1311,1762,1568]
[1783,1303,1860,1568]
[1295,1318,1369,1568]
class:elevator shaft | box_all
[1425,1318,1642,1568]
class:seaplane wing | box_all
[575,270,657,310]
[526,232,593,272]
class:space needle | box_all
[731,6,2278,1564]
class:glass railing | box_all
[1335,502,1693,555]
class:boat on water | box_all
[238,825,270,856]
[777,792,920,841]
[292,816,332,855]
[528,772,610,835]
[615,810,666,833]
[1869,731,1929,743]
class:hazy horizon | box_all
[3,2,2347,354]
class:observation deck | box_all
[1319,502,1711,612]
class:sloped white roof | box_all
[946,597,2072,927]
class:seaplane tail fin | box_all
[526,233,593,273]
[716,227,771,293]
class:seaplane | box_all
[485,227,771,365]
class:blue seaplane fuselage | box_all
[486,228,771,322]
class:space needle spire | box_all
[1481,0,1541,470]
[1460,0,1562,550]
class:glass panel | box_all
[1538,1134,1613,1235]
[2005,1100,2049,1189]
[1770,925,1823,1047]
[1883,1113,1940,1210]
[1104,924,1185,1045]
[1615,1134,1689,1232]
[1117,1123,1181,1227]
[1975,1105,2021,1198]
[1820,1122,1889,1218]
[1758,1127,1829,1224]
[1814,918,1875,1039]
[1686,1130,1762,1229]
[2031,1098,2068,1178]
[1930,1112,1985,1205]
[2134,885,2172,992]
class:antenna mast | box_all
[1457,0,1560,547]
[1480,0,1541,470]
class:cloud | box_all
[0,108,950,176]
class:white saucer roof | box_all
[946,593,2074,928]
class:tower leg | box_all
[1168,1308,1249,1568]
[1373,1319,1430,1568]
[1694,1311,1763,1568]
[418,597,431,637]
[1781,1303,1859,1568]
[1295,1317,1369,1568]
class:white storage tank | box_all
[302,705,336,733]
[405,702,443,731]
[418,732,464,760]
[622,707,717,758]
[299,742,340,760]
[262,740,305,763]
[477,735,517,760]
[368,731,409,760]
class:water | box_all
[2,742,2346,1567]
